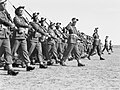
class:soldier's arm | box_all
[13,17,29,28]
[0,17,13,27]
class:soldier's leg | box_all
[101,46,105,53]
[61,43,74,63]
[88,44,97,60]
[0,39,4,54]
[28,42,36,64]
[0,39,5,64]
[21,39,31,65]
[52,42,60,63]
[46,43,52,60]
[11,40,21,67]
[97,45,105,60]
[2,38,19,75]
[11,40,20,56]
[36,42,47,68]
[20,39,35,71]
[110,47,113,52]
[41,41,47,60]
[72,44,85,66]
[57,43,63,60]
[45,43,55,65]
[3,38,13,65]
[36,42,44,63]
[106,45,110,54]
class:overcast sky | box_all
[6,0,120,45]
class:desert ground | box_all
[0,46,120,90]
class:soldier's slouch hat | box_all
[39,17,46,23]
[72,18,79,22]
[31,12,39,19]
[15,6,25,15]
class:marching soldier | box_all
[102,36,110,54]
[87,27,105,60]
[39,17,49,60]
[11,6,35,71]
[60,18,85,66]
[109,40,113,53]
[0,0,18,75]
[28,12,49,68]
[55,22,64,60]
[46,22,60,65]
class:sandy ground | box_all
[0,46,120,90]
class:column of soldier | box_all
[0,0,113,76]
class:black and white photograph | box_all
[0,0,120,90]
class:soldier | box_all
[87,27,105,60]
[46,22,60,65]
[102,36,110,54]
[28,12,48,68]
[109,40,113,53]
[0,0,18,75]
[60,18,85,67]
[39,17,49,60]
[11,6,35,71]
[55,22,64,60]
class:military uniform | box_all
[46,24,59,64]
[109,40,113,53]
[61,18,85,66]
[0,10,13,65]
[54,23,64,59]
[88,28,105,60]
[0,0,19,75]
[102,36,110,54]
[11,6,35,71]
[12,15,31,65]
[28,17,48,68]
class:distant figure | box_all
[109,40,113,53]
[102,36,110,54]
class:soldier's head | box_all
[15,6,24,16]
[39,17,46,26]
[49,22,55,29]
[71,18,78,26]
[55,22,61,29]
[106,36,109,39]
[94,27,98,33]
[31,12,39,22]
[0,0,7,11]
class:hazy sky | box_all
[6,0,120,45]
